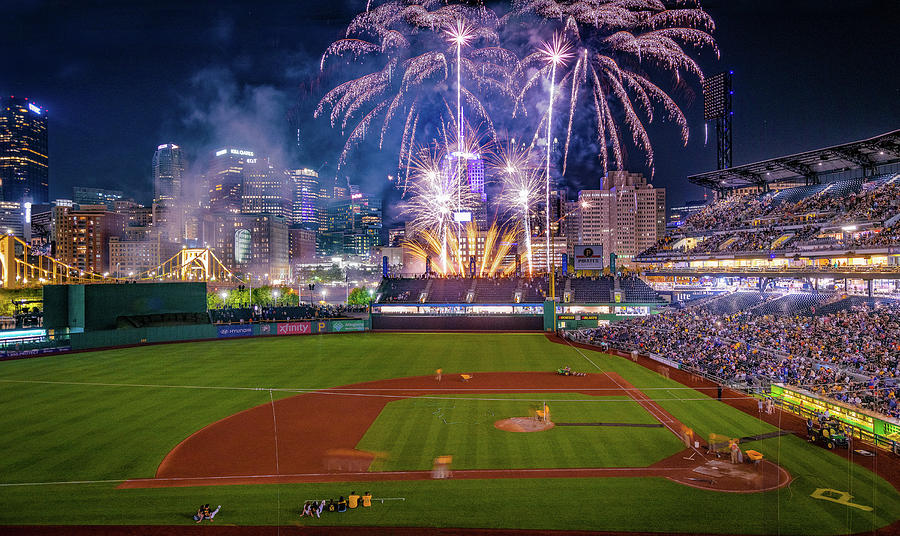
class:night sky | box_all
[4,0,899,215]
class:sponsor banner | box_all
[330,320,365,332]
[580,314,599,320]
[277,322,312,336]
[217,325,253,338]
[0,346,71,359]
[557,314,576,320]
[260,324,271,335]
[574,245,604,270]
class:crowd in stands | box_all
[574,296,900,419]
[641,174,900,259]
[210,304,357,324]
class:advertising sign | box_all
[330,320,365,332]
[277,322,312,335]
[217,325,253,338]
[574,245,604,270]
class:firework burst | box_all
[509,0,718,175]
[316,1,516,177]
[493,144,543,275]
[403,222,520,277]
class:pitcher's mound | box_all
[494,417,555,432]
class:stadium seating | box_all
[699,292,768,315]
[426,278,471,303]
[620,276,659,302]
[375,275,659,305]
[575,294,900,419]
[474,278,518,303]
[570,276,613,302]
[520,277,549,302]
[747,293,830,317]
[376,278,427,303]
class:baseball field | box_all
[1,332,898,535]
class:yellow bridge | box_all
[0,235,241,288]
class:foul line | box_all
[0,378,724,392]
[561,335,707,460]
[269,390,280,474]
[0,378,759,403]
[0,478,126,487]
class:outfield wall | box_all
[67,318,370,351]
[44,283,207,331]
[372,314,542,331]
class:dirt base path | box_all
[120,371,787,493]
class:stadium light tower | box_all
[703,71,733,170]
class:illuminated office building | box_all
[577,171,666,265]
[152,143,184,203]
[322,193,382,256]
[0,96,48,204]
[287,168,319,227]
[73,186,123,210]
[204,213,289,279]
[207,148,255,214]
[54,205,126,273]
[440,151,487,228]
[241,161,292,219]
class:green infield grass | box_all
[357,393,685,470]
[0,332,898,534]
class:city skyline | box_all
[4,1,898,212]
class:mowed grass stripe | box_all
[356,393,685,471]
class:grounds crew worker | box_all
[348,491,360,509]
[362,491,373,507]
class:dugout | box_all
[43,282,208,332]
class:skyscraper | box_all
[241,161,292,219]
[577,171,666,265]
[207,148,254,214]
[152,143,184,203]
[73,186,124,210]
[440,152,487,228]
[286,168,319,228]
[0,96,49,204]
[152,143,185,242]
[322,192,382,256]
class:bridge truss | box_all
[0,236,242,288]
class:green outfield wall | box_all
[68,318,370,351]
[44,282,207,331]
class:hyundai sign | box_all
[574,245,604,270]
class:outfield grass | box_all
[0,333,898,534]
[357,393,684,470]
